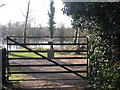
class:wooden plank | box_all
[9,64,87,67]
[8,43,88,45]
[7,36,87,38]
[8,71,87,74]
[8,78,83,81]
[8,57,87,60]
[7,37,87,79]
[54,57,87,59]
[8,50,88,52]
[8,58,44,60]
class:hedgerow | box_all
[88,32,120,89]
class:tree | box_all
[48,0,55,49]
[62,2,120,89]
[58,23,65,49]
[63,2,120,57]
[62,2,120,33]
[62,2,120,60]
[23,0,31,44]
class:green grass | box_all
[9,52,47,58]
[8,49,71,58]
[9,48,47,58]
[9,48,66,58]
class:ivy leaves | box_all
[88,36,120,89]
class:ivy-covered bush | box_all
[88,34,120,89]
[62,2,120,89]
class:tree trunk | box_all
[74,28,78,44]
[76,28,81,54]
[23,0,30,44]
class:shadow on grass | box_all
[3,81,23,90]
[9,53,30,58]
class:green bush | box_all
[88,35,120,89]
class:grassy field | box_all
[9,48,46,58]
[8,48,77,59]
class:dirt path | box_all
[9,55,88,89]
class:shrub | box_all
[88,35,120,89]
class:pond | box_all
[1,39,66,50]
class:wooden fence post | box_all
[0,47,2,89]
[1,47,7,85]
[48,49,54,59]
[48,40,54,59]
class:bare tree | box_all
[58,23,65,49]
[23,0,31,44]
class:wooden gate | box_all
[6,36,89,82]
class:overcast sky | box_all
[0,0,72,27]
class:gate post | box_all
[48,49,54,59]
[48,39,54,59]
[0,47,7,85]
[0,47,2,89]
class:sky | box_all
[0,0,72,27]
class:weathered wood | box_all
[7,36,87,38]
[9,64,87,67]
[1,47,8,84]
[8,50,88,52]
[8,43,88,45]
[8,57,87,60]
[8,78,83,81]
[7,37,87,79]
[6,36,89,81]
[8,71,87,74]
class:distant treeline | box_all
[0,22,89,43]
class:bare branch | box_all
[20,9,26,18]
[0,4,5,7]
